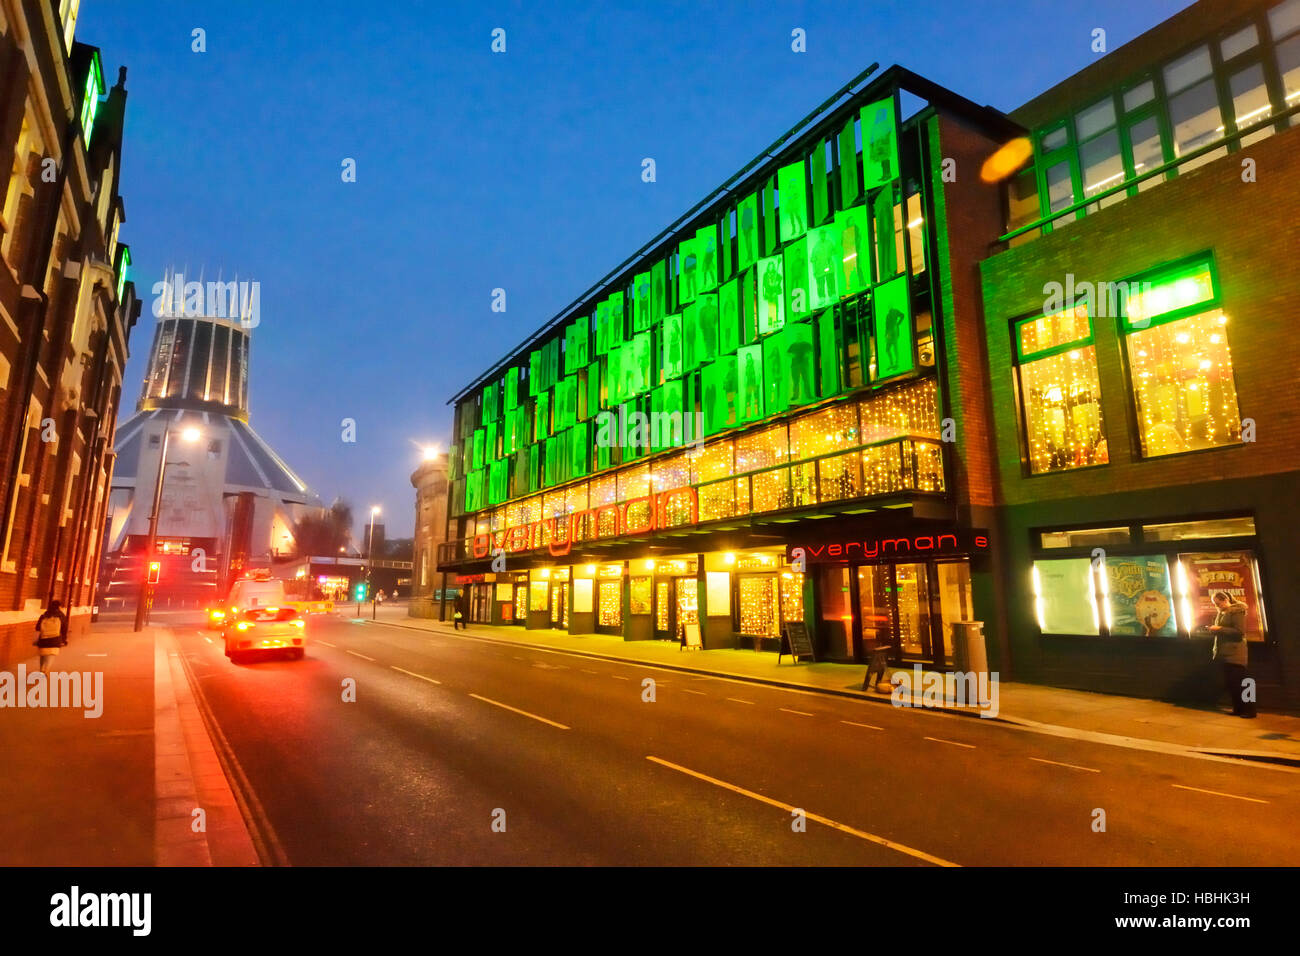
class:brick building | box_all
[439,0,1300,710]
[409,448,450,619]
[0,1,139,668]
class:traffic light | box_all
[146,561,161,584]
[353,582,368,602]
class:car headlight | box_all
[235,621,253,631]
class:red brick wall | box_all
[980,123,1300,505]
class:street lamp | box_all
[367,505,380,619]
[422,445,439,462]
[133,424,201,631]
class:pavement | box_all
[378,604,1300,766]
[0,614,258,866]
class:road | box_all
[169,611,1300,866]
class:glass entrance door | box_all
[894,562,934,661]
[856,565,892,657]
[550,582,568,628]
[654,581,673,640]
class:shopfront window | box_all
[629,576,652,615]
[780,570,804,622]
[598,580,622,627]
[738,575,780,638]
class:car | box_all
[223,605,307,663]
[208,578,288,631]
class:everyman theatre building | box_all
[438,0,1300,711]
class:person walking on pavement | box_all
[34,599,68,674]
[453,589,468,630]
[1210,590,1255,717]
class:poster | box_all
[783,237,809,320]
[861,96,899,190]
[495,582,513,602]
[738,343,764,423]
[1178,551,1264,641]
[662,312,683,380]
[678,236,699,304]
[706,571,731,616]
[530,581,549,612]
[695,293,719,365]
[872,273,913,379]
[696,225,718,292]
[1033,558,1098,635]
[783,322,816,408]
[757,255,785,335]
[702,355,738,435]
[1105,555,1177,637]
[630,577,652,615]
[807,224,840,311]
[719,278,739,356]
[736,192,759,272]
[777,160,807,242]
[573,578,594,613]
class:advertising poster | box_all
[872,273,914,379]
[807,224,839,311]
[783,321,816,408]
[632,271,651,331]
[719,278,739,356]
[1105,555,1177,637]
[495,583,513,603]
[706,571,732,616]
[695,224,718,292]
[783,237,810,320]
[678,236,699,304]
[695,293,719,365]
[834,206,870,295]
[702,355,738,435]
[1179,551,1264,641]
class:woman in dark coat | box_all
[34,599,68,673]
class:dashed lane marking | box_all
[469,694,570,730]
[726,697,756,705]
[316,640,336,648]
[1171,784,1268,804]
[780,708,814,717]
[1030,756,1100,773]
[391,666,441,685]
[924,736,976,750]
[841,720,883,731]
[646,756,959,867]
[346,650,376,662]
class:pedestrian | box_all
[34,599,68,674]
[454,589,468,630]
[1210,591,1255,718]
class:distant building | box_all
[409,450,449,617]
[0,3,139,667]
[102,290,322,608]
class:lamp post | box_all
[134,425,201,631]
[368,505,380,620]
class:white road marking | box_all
[1171,784,1268,804]
[316,640,336,648]
[780,708,813,717]
[469,694,570,730]
[203,637,213,644]
[681,688,707,696]
[85,653,108,657]
[646,756,959,867]
[580,669,600,675]
[841,720,883,731]
[1030,756,1100,773]
[391,666,441,685]
[610,675,631,681]
[346,650,376,662]
[726,697,755,705]
[924,736,976,750]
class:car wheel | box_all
[289,648,304,661]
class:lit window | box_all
[1270,0,1300,41]
[79,52,104,144]
[1122,257,1241,459]
[1014,306,1108,474]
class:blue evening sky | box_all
[79,0,1193,537]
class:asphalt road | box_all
[169,612,1300,866]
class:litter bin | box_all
[951,621,988,676]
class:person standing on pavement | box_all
[1210,591,1255,718]
[34,599,68,674]
[453,589,468,630]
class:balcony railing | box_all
[436,434,944,567]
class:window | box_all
[1123,80,1155,112]
[1270,0,1300,41]
[1220,23,1259,61]
[1104,554,1178,636]
[1079,130,1124,210]
[1122,258,1241,458]
[1276,34,1300,123]
[1143,516,1256,541]
[1040,526,1132,549]
[1014,306,1108,474]
[1228,63,1274,144]
[1167,78,1226,170]
[1176,550,1266,640]
[1044,160,1076,225]
[1127,116,1166,192]
[79,52,104,144]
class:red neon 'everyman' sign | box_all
[472,487,699,559]
[787,529,989,564]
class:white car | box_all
[223,605,306,662]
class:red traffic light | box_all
[147,560,161,584]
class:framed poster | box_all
[861,96,899,190]
[777,159,808,242]
[696,224,718,292]
[736,192,759,272]
[783,237,810,320]
[807,224,840,311]
[1033,558,1099,635]
[719,278,739,356]
[1178,551,1265,641]
[662,313,683,380]
[757,255,785,335]
[738,343,764,423]
[1105,555,1177,637]
[495,582,513,602]
[706,571,731,616]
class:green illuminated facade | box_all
[438,0,1300,711]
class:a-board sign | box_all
[682,622,702,649]
[780,621,815,663]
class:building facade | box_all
[409,449,450,618]
[0,0,139,669]
[439,0,1300,710]
[102,300,322,610]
